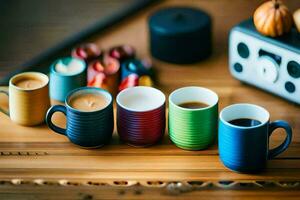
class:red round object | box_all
[102,55,120,75]
[87,73,106,88]
[72,43,102,62]
[88,61,104,83]
[93,61,105,72]
[75,47,87,59]
[118,74,139,92]
[109,45,136,61]
[87,55,120,83]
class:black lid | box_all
[148,7,212,64]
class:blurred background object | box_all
[149,7,212,64]
[0,0,158,84]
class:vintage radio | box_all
[229,18,300,104]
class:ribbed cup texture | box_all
[169,103,218,150]
[66,103,114,147]
[117,104,165,147]
[9,84,50,126]
[218,121,268,172]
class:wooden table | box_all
[0,0,299,199]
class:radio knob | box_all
[287,61,300,78]
[285,81,296,93]
[256,56,279,83]
[237,42,250,59]
[233,62,243,73]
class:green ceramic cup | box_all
[168,86,219,150]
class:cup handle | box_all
[268,120,293,159]
[0,87,9,116]
[46,105,67,135]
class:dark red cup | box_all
[116,86,166,147]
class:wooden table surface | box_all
[0,0,300,199]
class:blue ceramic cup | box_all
[219,103,292,173]
[46,87,114,148]
[49,57,87,102]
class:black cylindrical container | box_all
[148,7,212,64]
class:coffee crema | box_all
[178,101,209,109]
[14,78,44,90]
[69,93,108,112]
[55,59,84,75]
[228,118,262,127]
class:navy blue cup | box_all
[219,103,292,173]
[49,57,87,102]
[46,87,114,148]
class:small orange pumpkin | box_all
[253,0,293,37]
[294,8,300,33]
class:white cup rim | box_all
[116,86,165,112]
[169,86,219,111]
[219,103,270,129]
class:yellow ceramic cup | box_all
[0,72,50,126]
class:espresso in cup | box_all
[178,101,209,109]
[219,103,292,173]
[69,93,109,112]
[228,118,262,127]
[168,86,219,150]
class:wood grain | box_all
[0,185,300,200]
[0,0,300,198]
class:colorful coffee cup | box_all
[0,72,50,126]
[46,87,114,148]
[49,57,87,102]
[117,86,166,147]
[219,103,293,173]
[168,86,219,150]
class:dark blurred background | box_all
[0,0,156,81]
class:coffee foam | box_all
[11,72,48,91]
[14,78,44,90]
[55,59,84,75]
[68,89,111,112]
[69,93,107,112]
